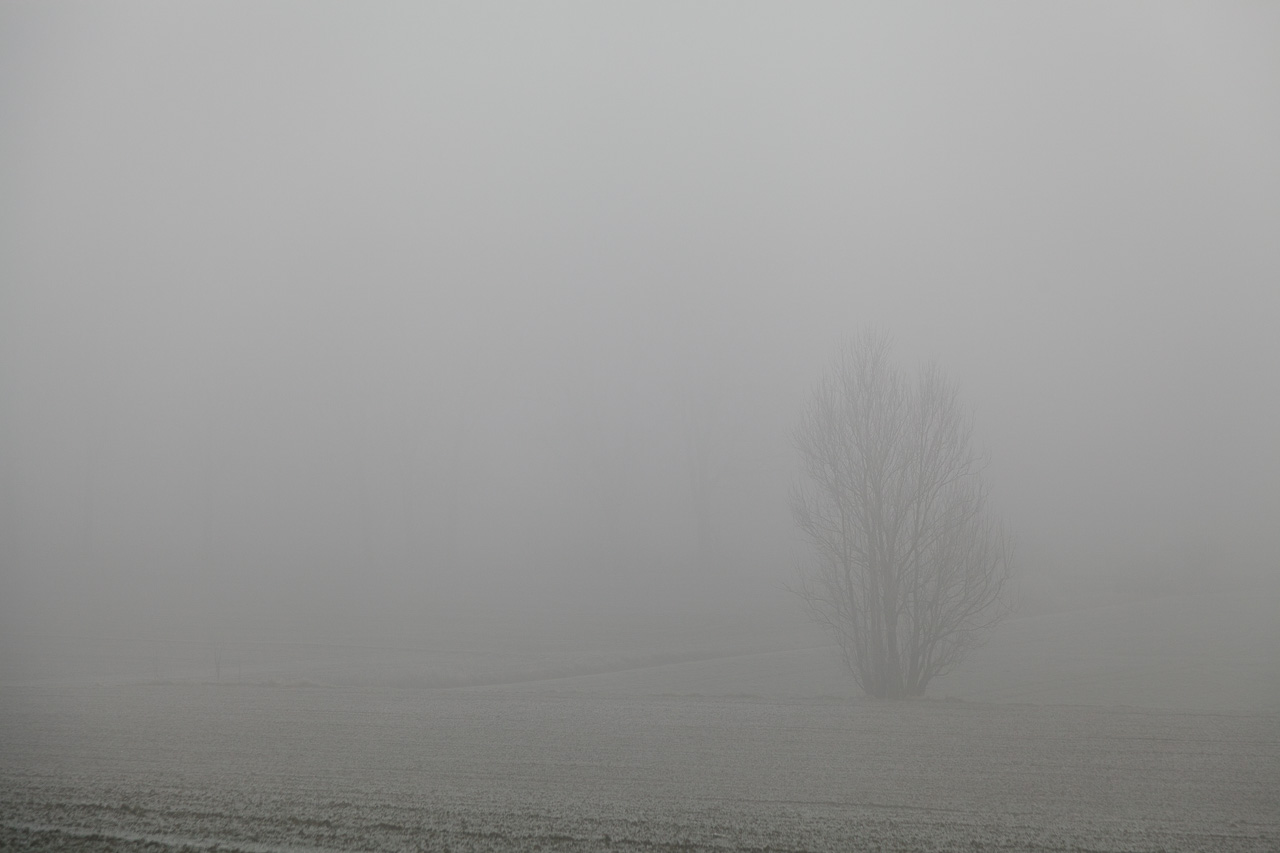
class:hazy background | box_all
[3,4,1277,662]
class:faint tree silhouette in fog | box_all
[791,332,1011,699]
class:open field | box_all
[2,592,1277,851]
[2,682,1277,852]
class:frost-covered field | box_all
[2,683,1277,852]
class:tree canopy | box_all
[792,333,1011,698]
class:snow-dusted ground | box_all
[2,683,1276,852]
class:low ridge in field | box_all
[504,590,1280,713]
[3,590,1276,713]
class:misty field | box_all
[2,594,1278,852]
[2,679,1277,853]
[7,1,1280,850]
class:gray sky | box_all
[3,3,1278,641]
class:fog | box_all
[3,3,1278,656]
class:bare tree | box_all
[791,333,1011,699]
